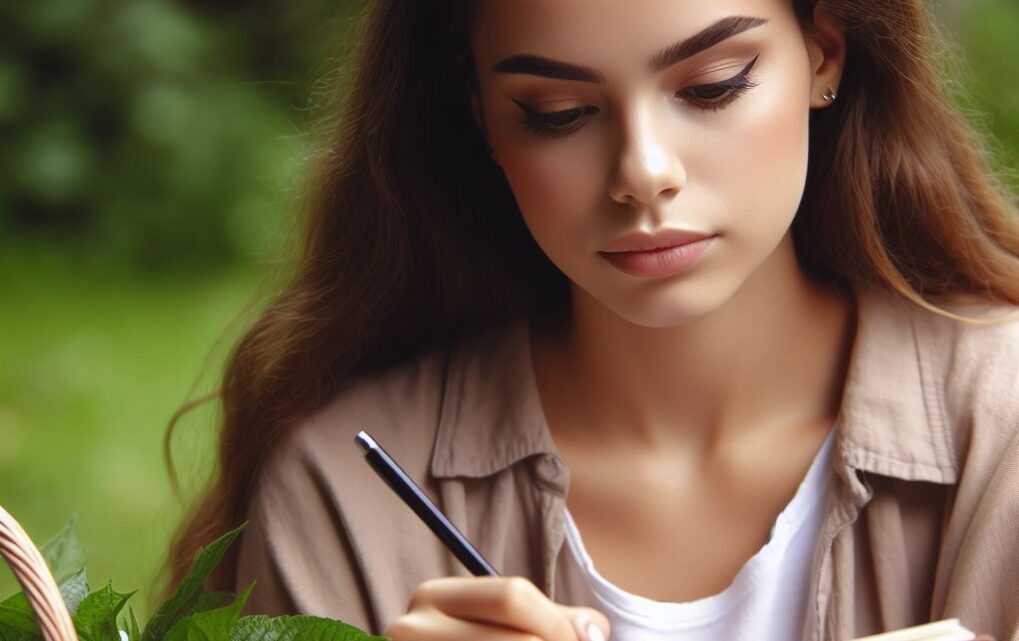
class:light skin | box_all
[387,0,849,639]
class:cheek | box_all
[693,59,812,238]
[743,91,811,218]
[495,136,605,253]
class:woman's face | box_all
[470,0,834,327]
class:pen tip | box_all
[354,430,377,453]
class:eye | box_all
[679,54,761,111]
[512,98,598,139]
[687,84,734,101]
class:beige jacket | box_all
[235,287,1019,640]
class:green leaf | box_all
[59,568,90,615]
[73,583,132,641]
[120,606,140,641]
[0,622,41,641]
[39,515,86,585]
[0,595,31,617]
[163,584,251,641]
[0,626,40,641]
[37,517,90,615]
[192,593,230,615]
[0,594,42,641]
[139,523,245,641]
[228,615,385,641]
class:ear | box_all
[805,7,846,109]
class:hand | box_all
[386,576,611,641]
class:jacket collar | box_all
[430,317,560,480]
[430,285,958,486]
[835,286,957,484]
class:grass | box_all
[0,247,272,620]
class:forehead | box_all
[471,0,788,69]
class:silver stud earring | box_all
[821,86,838,103]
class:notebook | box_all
[851,619,976,641]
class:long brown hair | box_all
[162,0,1019,595]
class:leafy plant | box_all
[0,518,386,641]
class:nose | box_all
[607,103,686,207]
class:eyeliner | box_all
[354,430,500,577]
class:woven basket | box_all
[0,504,79,641]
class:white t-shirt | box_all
[562,428,836,641]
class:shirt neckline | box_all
[561,427,837,629]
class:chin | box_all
[581,276,741,329]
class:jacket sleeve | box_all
[942,424,1019,641]
[233,442,379,635]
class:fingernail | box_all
[587,624,606,641]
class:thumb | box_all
[555,605,610,641]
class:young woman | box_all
[164,1,1019,640]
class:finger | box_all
[557,605,611,641]
[410,576,578,641]
[387,605,550,641]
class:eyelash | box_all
[515,54,761,140]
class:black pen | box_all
[354,430,500,577]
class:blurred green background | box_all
[1,0,1017,621]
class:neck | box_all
[532,235,855,453]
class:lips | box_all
[600,229,715,253]
[599,229,717,278]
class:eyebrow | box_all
[491,15,768,83]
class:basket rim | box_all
[0,504,80,641]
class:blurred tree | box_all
[175,0,365,105]
[954,0,1019,187]
[0,0,360,272]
